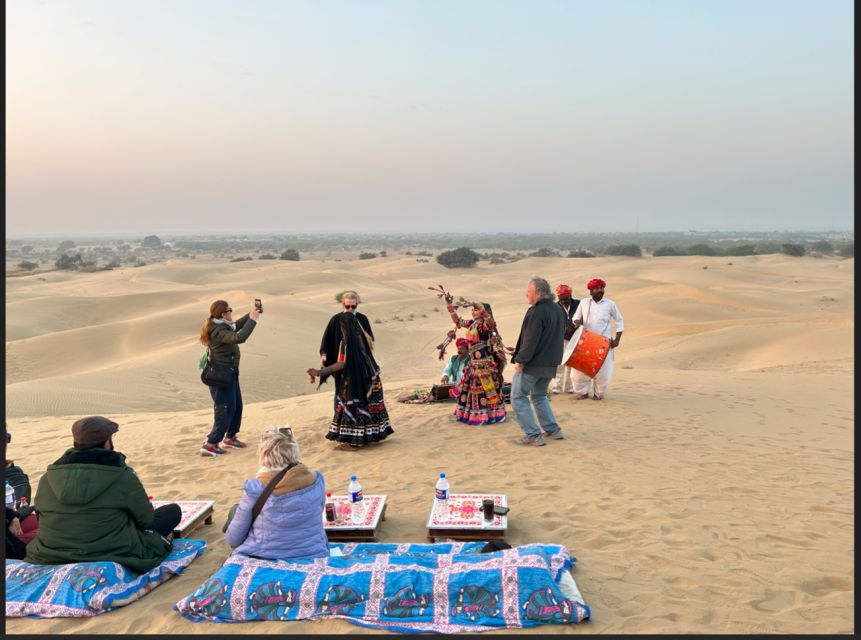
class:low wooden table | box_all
[324,494,388,542]
[150,500,214,538]
[426,493,508,542]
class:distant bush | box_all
[755,242,782,255]
[229,256,253,262]
[838,242,854,257]
[688,243,720,256]
[606,244,642,257]
[258,254,277,260]
[141,235,162,248]
[17,260,38,271]
[379,250,387,257]
[567,250,595,258]
[652,246,687,257]
[280,249,300,261]
[724,244,757,256]
[359,252,377,260]
[436,247,480,268]
[55,253,84,270]
[57,240,76,252]
[781,243,805,257]
[529,248,560,258]
[416,250,432,257]
[809,240,833,254]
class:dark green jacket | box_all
[208,314,256,368]
[25,448,171,574]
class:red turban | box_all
[455,338,469,349]
[586,278,606,291]
[555,284,572,297]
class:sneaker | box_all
[222,437,247,449]
[200,442,226,457]
[543,429,565,440]
[515,434,546,447]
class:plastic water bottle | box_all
[348,475,365,523]
[435,473,450,521]
[5,482,15,509]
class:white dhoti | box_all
[572,347,615,399]
[551,339,574,393]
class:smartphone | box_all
[493,505,510,516]
[254,298,263,312]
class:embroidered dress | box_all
[448,309,506,425]
[324,321,394,446]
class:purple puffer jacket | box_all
[225,469,328,560]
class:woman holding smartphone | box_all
[199,299,261,456]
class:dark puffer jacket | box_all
[24,448,170,574]
[207,314,257,368]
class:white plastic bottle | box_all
[348,475,365,523]
[5,482,15,509]
[435,473,450,520]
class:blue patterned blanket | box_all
[5,539,206,618]
[174,542,590,632]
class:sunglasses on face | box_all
[223,308,233,313]
[279,427,293,436]
[343,304,357,310]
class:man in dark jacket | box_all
[510,277,566,446]
[25,417,182,574]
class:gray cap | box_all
[72,416,119,445]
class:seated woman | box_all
[224,426,328,561]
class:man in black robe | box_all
[319,292,374,402]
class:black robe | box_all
[319,312,374,388]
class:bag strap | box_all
[249,462,300,527]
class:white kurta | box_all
[570,297,624,398]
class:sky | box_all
[5,0,854,236]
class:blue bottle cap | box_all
[439,473,445,478]
[351,475,357,481]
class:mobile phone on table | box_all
[254,298,263,312]
[493,505,510,516]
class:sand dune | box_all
[4,253,854,634]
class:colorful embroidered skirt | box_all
[453,359,506,425]
[326,379,394,446]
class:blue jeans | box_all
[511,371,559,438]
[206,369,243,444]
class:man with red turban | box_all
[551,284,580,394]
[570,278,624,400]
[440,338,471,385]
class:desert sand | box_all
[4,254,854,634]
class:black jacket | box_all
[512,298,566,378]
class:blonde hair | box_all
[257,426,301,469]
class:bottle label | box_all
[435,488,448,500]
[350,490,363,503]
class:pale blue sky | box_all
[5,0,854,236]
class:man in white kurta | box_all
[570,278,624,400]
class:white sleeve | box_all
[612,302,624,332]
[572,300,585,323]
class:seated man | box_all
[25,416,182,574]
[440,338,471,386]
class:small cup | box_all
[482,499,495,521]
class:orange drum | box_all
[562,327,610,378]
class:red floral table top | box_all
[322,494,387,530]
[426,493,508,529]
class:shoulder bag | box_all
[201,348,234,388]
